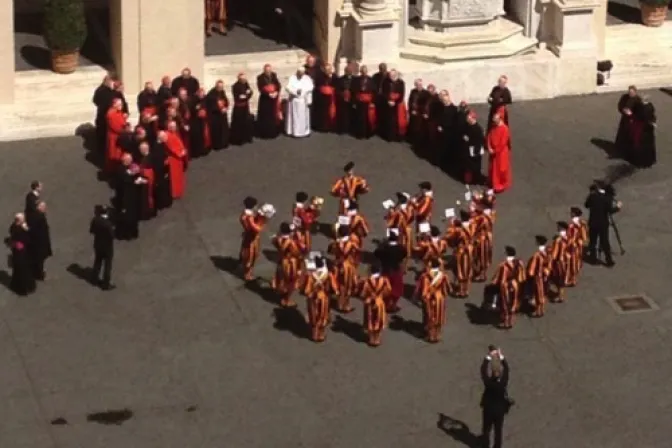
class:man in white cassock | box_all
[285,67,314,137]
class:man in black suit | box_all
[480,346,511,448]
[89,206,115,290]
[374,232,407,312]
[27,201,52,281]
[584,181,622,267]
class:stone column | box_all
[359,0,387,15]
[0,0,15,104]
[110,0,204,94]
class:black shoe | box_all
[604,260,615,268]
[101,283,116,291]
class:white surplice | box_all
[285,74,314,137]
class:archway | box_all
[205,0,316,56]
[13,0,113,71]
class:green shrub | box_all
[43,0,87,52]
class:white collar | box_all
[506,256,514,262]
[597,189,605,194]
[388,241,398,245]
[371,273,380,279]
[31,190,40,196]
[340,236,349,242]
[462,221,470,228]
[538,246,546,252]
[430,268,440,275]
[347,211,357,217]
[431,237,439,243]
[295,203,304,208]
[399,203,407,210]
[425,191,433,198]
[244,209,253,216]
[572,217,580,224]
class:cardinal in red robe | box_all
[164,124,187,199]
[486,113,512,193]
[105,98,128,174]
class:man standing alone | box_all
[89,206,115,290]
[480,346,511,448]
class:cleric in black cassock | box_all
[27,201,52,281]
[487,75,512,130]
[336,63,356,135]
[379,70,407,142]
[230,74,255,146]
[206,80,230,150]
[461,110,485,185]
[436,90,459,170]
[352,66,377,139]
[615,85,641,160]
[630,95,657,168]
[256,65,282,139]
[189,89,211,158]
[313,64,338,133]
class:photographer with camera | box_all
[480,345,512,448]
[584,181,622,267]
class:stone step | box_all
[400,33,537,63]
[408,18,524,48]
[596,67,672,93]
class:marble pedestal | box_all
[340,3,400,63]
[419,0,504,31]
[547,0,600,96]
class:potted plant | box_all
[43,0,87,74]
[640,0,670,27]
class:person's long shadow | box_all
[210,255,278,305]
[590,137,621,160]
[437,413,481,448]
[75,124,107,181]
[0,270,12,292]
[465,302,497,327]
[331,315,367,343]
[315,222,333,240]
[388,315,425,340]
[66,263,98,286]
[272,306,309,340]
[262,249,280,264]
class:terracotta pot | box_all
[51,49,79,74]
[640,2,668,27]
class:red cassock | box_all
[105,109,126,172]
[487,123,512,193]
[141,164,155,210]
[166,132,187,199]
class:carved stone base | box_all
[418,0,503,31]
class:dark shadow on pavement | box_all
[331,315,367,343]
[388,315,425,340]
[661,87,672,97]
[0,270,12,292]
[437,413,481,448]
[66,263,97,286]
[272,306,309,339]
[315,222,333,240]
[465,302,496,326]
[244,278,279,306]
[209,255,241,277]
[590,137,621,159]
[75,123,106,179]
[607,1,641,24]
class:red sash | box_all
[263,84,283,124]
[319,85,337,127]
[141,166,155,210]
[217,99,227,110]
[234,101,248,108]
[389,92,408,136]
[357,93,376,130]
[197,108,211,148]
[629,118,644,149]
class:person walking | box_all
[480,346,511,448]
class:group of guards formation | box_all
[238,163,591,346]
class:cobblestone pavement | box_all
[0,90,670,447]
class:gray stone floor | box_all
[0,89,671,447]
